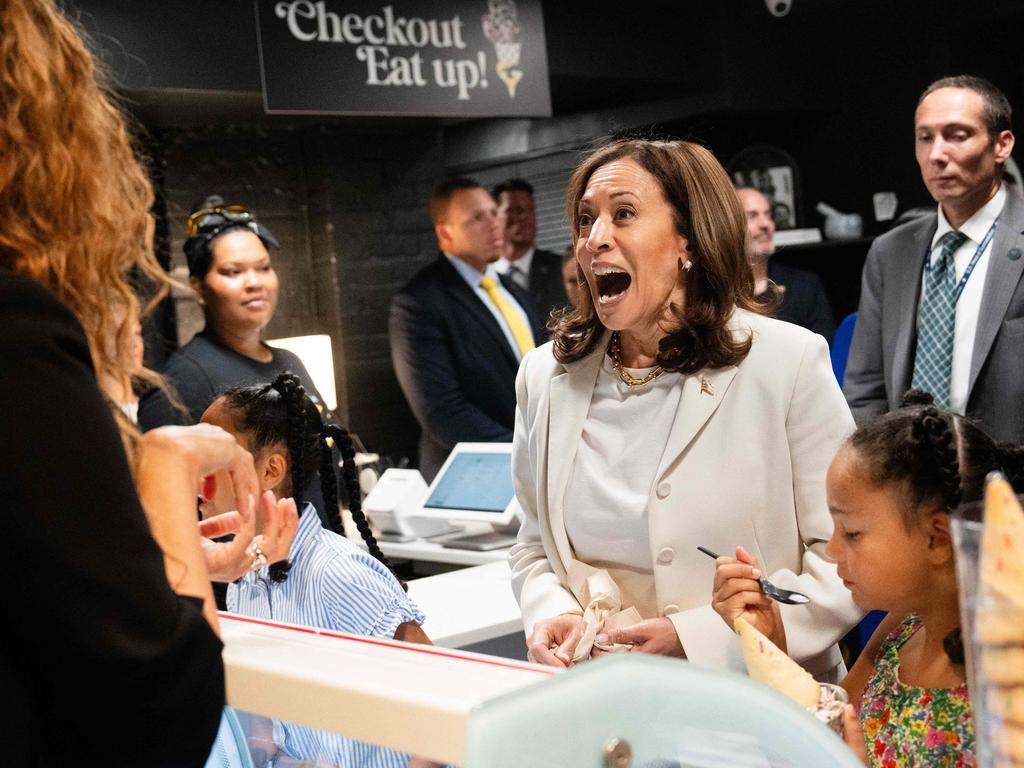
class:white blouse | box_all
[563,354,685,571]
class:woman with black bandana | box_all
[139,196,333,430]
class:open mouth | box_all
[594,266,631,304]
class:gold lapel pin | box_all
[700,376,714,397]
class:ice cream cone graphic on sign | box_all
[482,0,523,98]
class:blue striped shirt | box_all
[227,504,425,767]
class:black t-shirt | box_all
[760,261,836,344]
[1,269,224,766]
[138,331,332,430]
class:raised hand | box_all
[711,545,786,650]
[199,492,298,582]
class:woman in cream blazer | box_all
[509,137,862,677]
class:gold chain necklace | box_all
[610,332,666,388]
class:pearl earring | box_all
[681,260,693,272]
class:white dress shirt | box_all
[495,247,535,290]
[445,253,532,361]
[563,355,684,571]
[922,185,1006,414]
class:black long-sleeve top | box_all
[1,269,224,766]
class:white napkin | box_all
[568,561,644,662]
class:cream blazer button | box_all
[656,482,671,499]
[661,603,681,616]
[656,547,675,565]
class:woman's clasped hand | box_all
[526,614,583,667]
[199,491,299,583]
[593,618,685,658]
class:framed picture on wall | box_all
[728,145,804,230]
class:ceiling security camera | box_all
[766,0,792,17]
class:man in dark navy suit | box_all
[390,178,538,480]
[493,178,568,338]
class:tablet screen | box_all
[423,452,515,513]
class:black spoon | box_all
[698,546,811,605]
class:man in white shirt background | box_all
[845,75,1024,443]
[736,186,835,343]
[493,178,568,339]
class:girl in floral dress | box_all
[713,391,1024,766]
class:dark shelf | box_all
[775,235,877,254]
[772,236,878,321]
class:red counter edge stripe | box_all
[220,612,556,677]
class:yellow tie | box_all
[479,275,535,356]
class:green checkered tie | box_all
[910,230,969,406]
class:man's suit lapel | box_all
[529,250,554,295]
[891,218,936,401]
[437,256,519,368]
[969,191,1024,394]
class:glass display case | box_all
[217,614,862,767]
[952,497,1024,768]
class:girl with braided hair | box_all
[201,372,424,635]
[201,372,436,767]
[713,389,1024,766]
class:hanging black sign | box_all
[255,0,551,117]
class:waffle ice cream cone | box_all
[494,41,521,66]
[991,722,1024,765]
[978,605,1024,644]
[982,476,1024,604]
[988,686,1024,727]
[736,618,820,708]
[483,1,524,98]
[496,60,523,98]
[978,475,1024,767]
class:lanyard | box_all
[924,220,997,305]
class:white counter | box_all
[379,536,511,567]
[408,560,524,649]
[220,613,553,765]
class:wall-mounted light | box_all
[266,334,338,412]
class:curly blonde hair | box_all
[0,0,168,417]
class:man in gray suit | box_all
[845,75,1024,443]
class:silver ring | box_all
[246,535,268,572]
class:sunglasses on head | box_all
[186,205,253,237]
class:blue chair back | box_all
[831,312,858,383]
[858,610,887,650]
